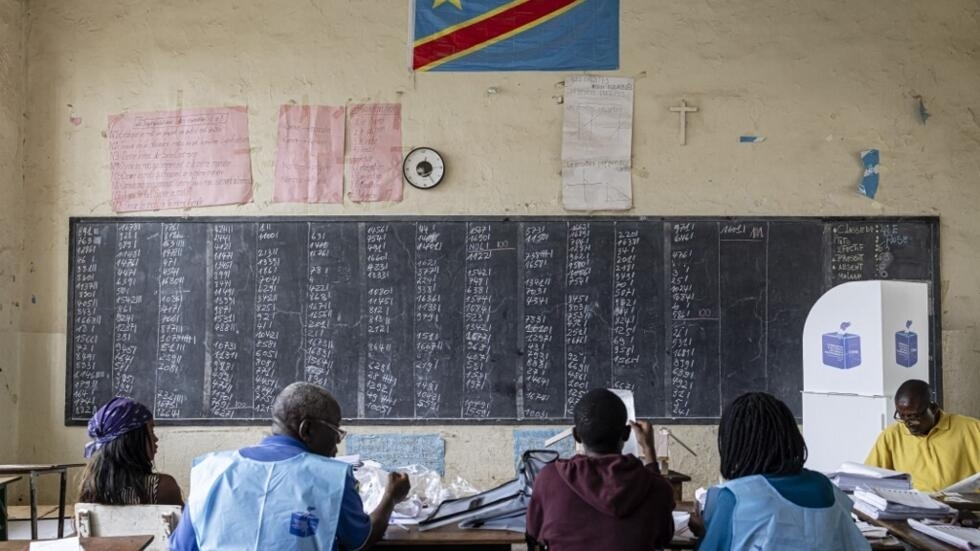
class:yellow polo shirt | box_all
[865,410,980,492]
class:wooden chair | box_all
[74,503,181,551]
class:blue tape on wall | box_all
[858,149,880,199]
[345,434,445,475]
[512,429,576,471]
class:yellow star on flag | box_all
[433,0,462,9]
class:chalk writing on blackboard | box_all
[65,217,940,425]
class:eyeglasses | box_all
[893,405,932,423]
[308,418,347,441]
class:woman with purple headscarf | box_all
[79,396,183,505]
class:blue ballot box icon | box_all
[290,507,320,537]
[822,322,862,369]
[895,320,918,367]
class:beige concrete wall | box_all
[7,0,980,502]
[0,0,25,465]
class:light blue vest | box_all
[188,450,349,551]
[722,475,870,551]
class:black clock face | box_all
[403,147,445,189]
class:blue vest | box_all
[188,449,349,551]
[722,475,870,551]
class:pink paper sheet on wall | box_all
[346,103,403,202]
[108,106,253,212]
[273,105,345,203]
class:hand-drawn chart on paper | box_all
[561,76,634,211]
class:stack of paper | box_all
[939,492,980,509]
[943,472,980,494]
[853,519,889,539]
[831,462,912,492]
[853,486,956,520]
[908,519,980,550]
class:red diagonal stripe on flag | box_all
[414,0,580,70]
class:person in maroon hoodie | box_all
[526,388,676,550]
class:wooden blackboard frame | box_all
[65,215,942,426]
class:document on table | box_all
[944,472,980,494]
[908,519,980,550]
[30,537,81,550]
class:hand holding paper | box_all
[630,420,657,464]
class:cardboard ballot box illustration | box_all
[895,320,918,367]
[802,280,929,396]
[803,281,931,472]
[822,322,862,369]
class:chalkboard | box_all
[66,216,941,425]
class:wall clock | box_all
[403,147,446,190]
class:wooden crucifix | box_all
[669,100,698,145]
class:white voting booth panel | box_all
[802,281,929,396]
[801,280,929,473]
[802,392,891,473]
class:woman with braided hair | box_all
[79,396,183,505]
[693,392,869,550]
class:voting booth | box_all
[801,281,930,473]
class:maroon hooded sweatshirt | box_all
[526,454,675,551]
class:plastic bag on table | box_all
[397,464,445,506]
[447,475,480,499]
[353,460,388,514]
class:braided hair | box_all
[718,392,807,480]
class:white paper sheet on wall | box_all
[561,76,634,211]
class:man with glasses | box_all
[865,379,980,492]
[170,382,410,551]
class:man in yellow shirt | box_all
[866,379,980,492]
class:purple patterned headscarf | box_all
[84,396,154,458]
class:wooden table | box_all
[378,524,702,550]
[0,477,21,542]
[379,501,916,550]
[379,524,522,550]
[377,511,700,550]
[0,535,153,551]
[0,465,85,540]
[854,510,963,551]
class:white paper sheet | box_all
[29,537,80,551]
[561,76,634,211]
[608,388,638,457]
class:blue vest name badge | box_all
[895,320,918,367]
[822,322,862,369]
[290,507,320,537]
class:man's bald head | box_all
[271,382,340,437]
[895,379,932,404]
[894,379,938,436]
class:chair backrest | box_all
[74,503,182,551]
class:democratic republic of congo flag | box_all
[412,0,619,72]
